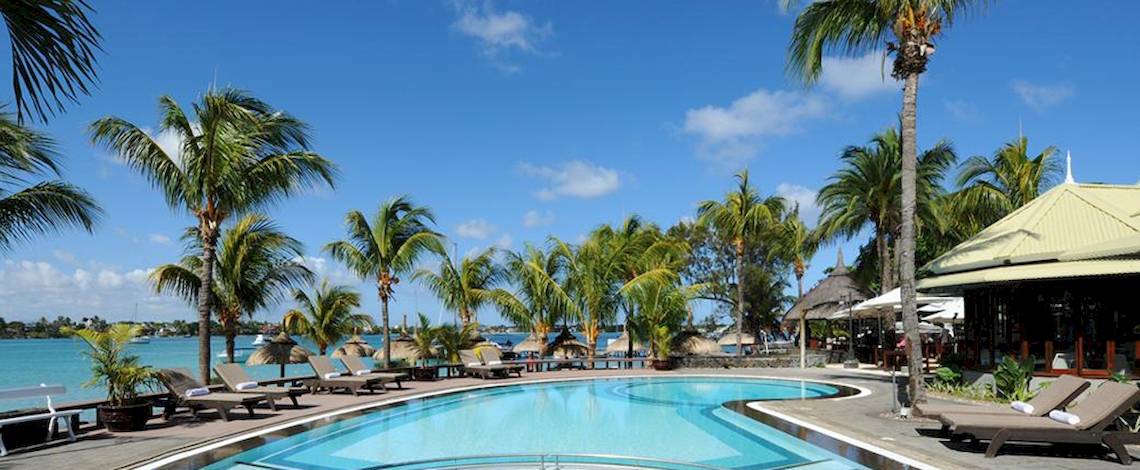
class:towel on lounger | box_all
[487,360,502,366]
[235,381,259,391]
[1010,401,1034,414]
[354,369,371,376]
[185,387,210,398]
[1049,409,1080,426]
[323,372,341,380]
[466,362,481,367]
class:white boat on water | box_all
[252,334,266,346]
[129,336,151,344]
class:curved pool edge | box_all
[132,373,873,470]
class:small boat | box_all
[129,336,151,344]
[251,334,266,346]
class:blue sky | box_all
[1,1,1138,325]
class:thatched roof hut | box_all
[547,327,589,358]
[332,334,375,358]
[717,332,756,346]
[783,249,868,323]
[671,329,722,356]
[371,332,421,364]
[512,333,543,354]
[246,332,314,377]
[604,331,644,355]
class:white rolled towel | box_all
[353,369,371,376]
[323,372,342,380]
[1010,401,1034,415]
[466,362,482,367]
[1049,409,1080,426]
[487,360,502,366]
[234,381,259,391]
[184,387,210,398]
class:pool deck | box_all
[0,367,1134,470]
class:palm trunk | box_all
[586,323,597,370]
[225,318,236,364]
[900,71,926,405]
[876,226,893,294]
[196,230,218,384]
[380,289,391,369]
[797,274,806,368]
[734,241,745,358]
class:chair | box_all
[0,385,81,456]
[476,347,523,377]
[157,369,270,421]
[307,356,386,396]
[939,381,1140,463]
[338,356,405,389]
[916,374,1089,420]
[213,363,306,410]
[459,350,508,379]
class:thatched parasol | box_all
[782,250,868,323]
[332,334,375,358]
[717,332,756,346]
[604,331,644,355]
[672,329,722,356]
[547,327,589,358]
[372,331,421,364]
[512,333,543,355]
[246,332,314,377]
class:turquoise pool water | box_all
[196,377,866,470]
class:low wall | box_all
[675,350,828,369]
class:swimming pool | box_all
[162,377,869,469]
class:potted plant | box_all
[67,324,158,432]
[410,314,439,381]
[650,325,674,371]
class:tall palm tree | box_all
[0,113,99,251]
[785,0,987,404]
[2,0,101,123]
[816,126,955,294]
[777,208,818,368]
[282,281,372,355]
[412,247,503,327]
[91,89,337,382]
[491,244,576,357]
[697,169,784,357]
[622,281,700,361]
[951,136,1059,235]
[150,214,313,362]
[325,196,444,368]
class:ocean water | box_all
[200,377,865,469]
[0,332,626,413]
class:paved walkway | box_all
[0,367,1133,469]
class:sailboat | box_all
[252,334,266,346]
[128,303,151,344]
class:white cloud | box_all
[148,233,173,246]
[0,259,183,321]
[494,234,513,249]
[451,1,552,73]
[293,256,355,285]
[1012,80,1074,110]
[522,209,555,228]
[683,89,828,165]
[819,52,900,99]
[519,160,620,199]
[52,249,75,263]
[944,99,980,122]
[776,183,820,227]
[456,219,497,240]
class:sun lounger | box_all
[939,381,1140,463]
[916,374,1089,419]
[214,363,306,410]
[476,347,523,377]
[308,356,386,396]
[157,368,270,421]
[339,356,405,389]
[459,349,508,379]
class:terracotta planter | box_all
[411,366,438,381]
[98,402,151,432]
[651,358,673,371]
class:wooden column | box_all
[1045,341,1054,373]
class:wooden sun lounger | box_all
[214,363,306,410]
[459,350,508,379]
[939,381,1140,463]
[157,368,270,422]
[339,356,405,389]
[477,347,523,377]
[308,357,387,396]
[916,374,1089,420]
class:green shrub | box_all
[934,366,963,386]
[994,355,1034,402]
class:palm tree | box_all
[0,113,100,252]
[816,126,955,294]
[410,313,437,366]
[777,208,818,368]
[434,322,478,364]
[697,169,784,357]
[784,0,987,404]
[91,89,337,382]
[951,136,1059,235]
[150,214,313,362]
[491,244,576,357]
[412,247,503,327]
[282,281,372,355]
[325,196,444,368]
[1,1,101,123]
